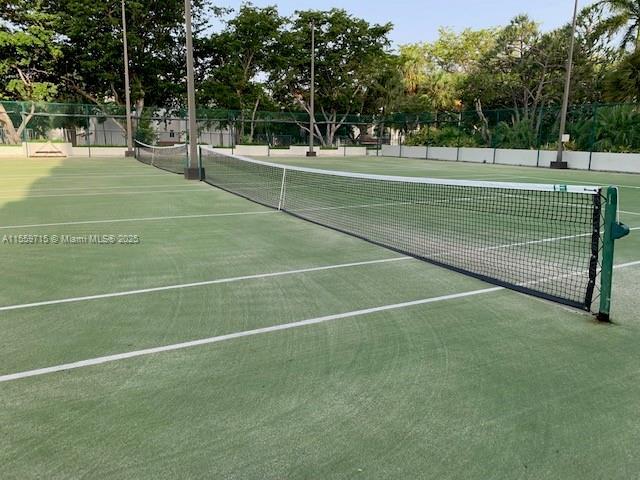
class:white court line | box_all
[0,188,210,200]
[0,257,411,312]
[0,286,501,383]
[615,260,640,269]
[621,210,640,216]
[0,184,197,194]
[0,173,165,179]
[0,210,276,230]
[1,260,639,384]
[2,225,636,310]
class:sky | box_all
[214,0,597,46]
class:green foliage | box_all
[398,28,495,112]
[199,4,284,111]
[405,125,480,147]
[604,50,640,101]
[592,104,640,151]
[48,0,215,110]
[493,119,540,149]
[0,1,61,101]
[269,9,394,145]
[134,109,155,144]
[588,0,640,50]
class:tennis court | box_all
[1,154,639,479]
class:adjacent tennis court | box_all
[1,154,639,479]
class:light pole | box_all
[552,0,579,169]
[121,0,134,157]
[307,20,317,157]
[184,0,200,179]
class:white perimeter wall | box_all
[380,145,640,174]
[72,147,128,157]
[6,141,640,174]
[591,152,640,173]
[0,143,129,158]
[0,144,27,158]
[233,145,368,157]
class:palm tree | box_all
[591,0,640,50]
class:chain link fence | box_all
[3,101,640,154]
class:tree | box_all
[0,1,61,143]
[397,28,495,113]
[199,4,285,142]
[589,0,640,50]
[269,9,393,146]
[460,14,606,147]
[604,49,640,100]
[46,0,214,117]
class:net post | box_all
[184,145,204,180]
[277,168,287,211]
[597,186,630,322]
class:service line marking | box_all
[1,260,639,384]
[0,257,411,313]
[0,210,275,230]
[0,286,500,383]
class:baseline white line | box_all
[0,173,165,179]
[1,260,639,384]
[0,184,198,194]
[0,188,211,200]
[0,286,501,383]
[0,257,411,312]
[0,210,276,230]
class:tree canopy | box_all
[2,0,640,147]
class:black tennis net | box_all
[200,147,605,311]
[134,141,188,174]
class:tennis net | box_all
[200,147,624,314]
[134,140,188,174]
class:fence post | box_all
[493,110,500,164]
[426,122,431,160]
[87,114,92,158]
[535,105,544,167]
[456,112,462,161]
[20,102,28,151]
[231,120,236,154]
[588,103,598,171]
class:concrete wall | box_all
[25,142,72,157]
[494,149,539,167]
[381,145,400,157]
[428,147,458,161]
[72,147,128,157]
[6,139,640,174]
[379,144,640,174]
[258,146,368,157]
[0,144,27,158]
[458,148,495,163]
[233,145,270,156]
[271,146,308,157]
[591,152,640,173]
[400,146,427,159]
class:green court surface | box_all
[0,155,639,479]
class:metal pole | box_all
[553,0,579,169]
[184,0,199,177]
[121,0,134,157]
[307,20,317,157]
